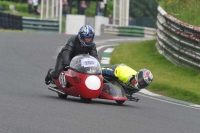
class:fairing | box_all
[100,80,127,101]
[54,54,103,99]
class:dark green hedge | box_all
[0,1,28,12]
[1,0,41,3]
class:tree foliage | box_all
[1,0,41,3]
[1,0,158,27]
[129,0,158,18]
[128,0,159,28]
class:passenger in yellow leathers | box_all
[102,64,153,99]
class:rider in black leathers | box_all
[45,25,98,85]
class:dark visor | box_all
[138,79,148,89]
[137,71,148,89]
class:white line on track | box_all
[136,93,200,110]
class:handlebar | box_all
[64,66,70,71]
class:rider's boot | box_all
[45,69,53,85]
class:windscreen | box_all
[102,81,126,97]
[69,54,101,74]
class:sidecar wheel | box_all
[116,100,125,105]
[58,93,68,99]
[81,97,92,103]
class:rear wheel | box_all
[116,100,125,105]
[81,97,92,103]
[58,93,68,99]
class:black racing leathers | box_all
[49,35,98,79]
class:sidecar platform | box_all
[127,96,140,102]
[48,86,65,95]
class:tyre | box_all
[116,100,125,105]
[81,97,92,103]
[58,93,68,99]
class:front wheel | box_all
[116,100,125,105]
[81,97,92,103]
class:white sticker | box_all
[85,75,101,90]
[81,58,97,67]
[59,72,67,88]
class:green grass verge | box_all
[3,9,38,20]
[0,29,24,32]
[159,0,200,27]
[110,40,200,104]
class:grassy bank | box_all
[159,0,200,27]
[110,40,200,104]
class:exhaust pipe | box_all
[48,86,65,95]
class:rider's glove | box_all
[134,84,139,89]
[64,66,69,71]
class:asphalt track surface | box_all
[0,32,199,133]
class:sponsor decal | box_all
[59,72,67,88]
